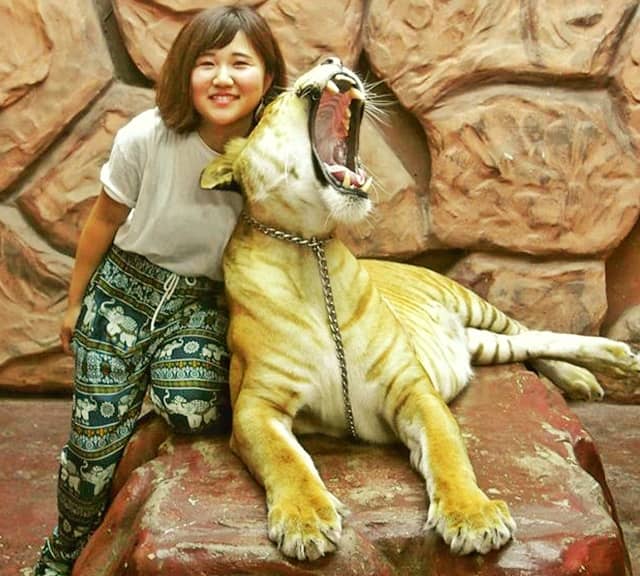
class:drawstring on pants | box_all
[150,273,179,331]
[149,273,198,331]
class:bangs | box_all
[198,18,241,54]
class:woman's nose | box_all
[213,65,233,85]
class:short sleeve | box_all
[100,117,150,208]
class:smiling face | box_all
[191,31,272,152]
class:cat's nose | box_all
[321,56,342,67]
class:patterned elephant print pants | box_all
[37,245,231,570]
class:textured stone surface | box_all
[607,309,640,344]
[425,85,640,256]
[0,0,113,194]
[447,253,607,334]
[258,0,365,79]
[337,117,430,258]
[0,84,155,394]
[71,365,630,575]
[0,0,53,108]
[111,0,186,81]
[0,221,71,391]
[112,0,365,81]
[364,0,639,114]
[612,6,640,150]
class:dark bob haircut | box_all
[156,5,287,133]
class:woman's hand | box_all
[60,304,82,355]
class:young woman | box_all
[34,6,286,575]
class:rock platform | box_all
[1,364,638,576]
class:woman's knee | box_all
[150,326,231,433]
[149,386,230,434]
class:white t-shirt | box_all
[100,108,243,281]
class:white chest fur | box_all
[289,248,400,443]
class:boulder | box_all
[424,85,640,256]
[0,0,112,194]
[570,401,640,570]
[74,365,631,575]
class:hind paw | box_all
[268,490,347,561]
[598,341,640,377]
[426,490,516,555]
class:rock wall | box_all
[1,0,639,394]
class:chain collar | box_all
[241,211,359,440]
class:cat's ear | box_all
[200,137,247,190]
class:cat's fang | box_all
[349,87,365,101]
[326,80,340,94]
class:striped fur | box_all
[200,60,640,561]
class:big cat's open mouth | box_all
[308,73,371,198]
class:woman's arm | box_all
[60,190,131,354]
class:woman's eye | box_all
[196,58,215,67]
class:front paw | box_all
[426,490,516,555]
[268,489,347,561]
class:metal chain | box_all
[311,239,359,440]
[242,211,324,249]
[242,211,359,440]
